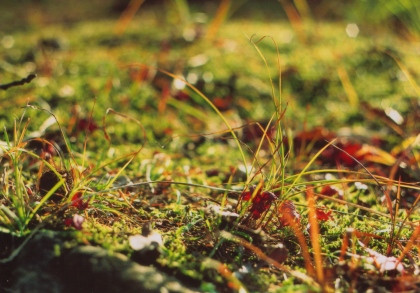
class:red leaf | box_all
[26,186,34,196]
[240,185,261,202]
[321,141,367,167]
[315,208,333,221]
[71,192,89,210]
[174,90,191,101]
[249,191,277,219]
[213,95,233,111]
[338,142,364,166]
[77,118,98,133]
[268,243,288,264]
[241,191,252,201]
[129,65,152,83]
[241,186,277,219]
[320,185,338,197]
[293,127,335,150]
[241,121,276,145]
[64,218,73,227]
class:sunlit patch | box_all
[346,23,359,38]
[385,107,404,125]
[396,70,408,81]
[1,35,14,48]
[279,29,293,43]
[188,54,209,67]
[36,77,50,87]
[183,27,197,42]
[58,84,75,97]
[24,62,36,73]
[359,241,405,273]
[222,39,237,52]
[186,72,199,84]
[129,231,163,251]
[202,71,214,83]
[173,78,186,90]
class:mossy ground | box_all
[1,1,419,292]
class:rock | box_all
[5,230,65,292]
[57,245,193,293]
[3,230,196,293]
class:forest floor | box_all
[0,1,419,292]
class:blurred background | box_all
[0,0,419,150]
[1,0,420,34]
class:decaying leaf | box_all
[278,200,301,227]
[315,207,333,221]
[241,186,277,220]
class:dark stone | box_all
[4,231,196,293]
[6,230,65,292]
[38,170,73,201]
[56,246,192,293]
[131,243,161,266]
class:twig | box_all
[0,73,36,91]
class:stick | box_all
[0,73,36,91]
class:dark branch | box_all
[0,73,37,91]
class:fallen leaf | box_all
[71,192,89,210]
[241,186,277,219]
[278,200,301,227]
[320,185,339,197]
[315,208,333,221]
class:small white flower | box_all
[355,182,368,191]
